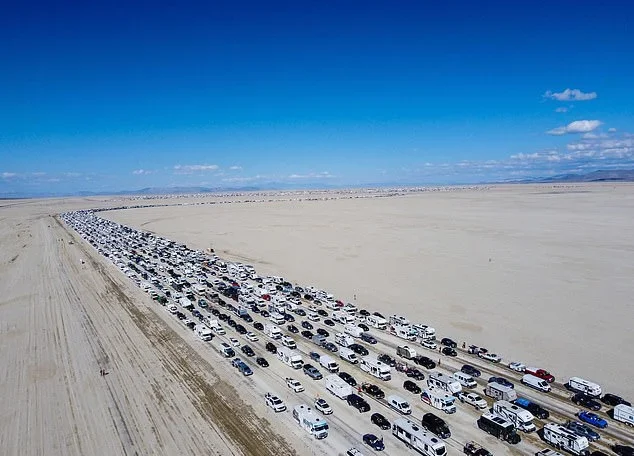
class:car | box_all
[363,434,385,451]
[227,318,237,327]
[441,347,457,357]
[479,352,502,363]
[317,328,330,337]
[371,412,391,430]
[176,311,186,320]
[566,420,601,442]
[241,314,253,323]
[256,357,269,367]
[421,412,451,439]
[362,383,385,399]
[241,345,255,357]
[310,352,321,362]
[458,392,488,410]
[415,356,436,369]
[441,337,457,348]
[314,398,333,415]
[461,364,481,377]
[357,323,370,332]
[245,332,259,342]
[324,319,335,326]
[301,330,314,339]
[378,354,396,367]
[346,393,371,413]
[577,411,608,429]
[601,393,631,407]
[403,380,422,394]
[265,393,286,412]
[191,309,202,318]
[338,371,357,387]
[612,445,634,456]
[349,344,368,356]
[253,321,264,331]
[359,309,370,316]
[211,308,220,316]
[286,378,304,393]
[282,313,294,322]
[183,319,196,329]
[406,368,426,381]
[421,339,437,350]
[322,342,338,352]
[235,324,247,335]
[229,337,240,347]
[317,309,328,317]
[360,333,377,344]
[572,393,602,411]
[303,364,323,380]
[488,376,514,388]
[231,357,243,368]
[260,310,269,318]
[294,308,306,316]
[301,321,313,330]
[265,342,277,353]
[287,324,299,333]
[372,311,385,319]
[508,362,526,372]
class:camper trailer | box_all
[542,423,590,455]
[392,418,447,456]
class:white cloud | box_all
[555,107,569,113]
[173,164,219,174]
[608,128,617,133]
[547,120,602,136]
[229,165,242,171]
[544,88,597,101]
[1,172,18,179]
[288,171,334,179]
[63,172,82,178]
[132,169,153,175]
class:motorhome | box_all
[332,311,355,325]
[205,318,225,335]
[268,312,286,325]
[485,383,517,402]
[565,377,602,397]
[195,324,213,341]
[613,404,634,426]
[542,423,590,455]
[397,345,417,360]
[264,324,282,340]
[387,395,412,415]
[344,324,364,338]
[390,324,417,341]
[325,374,352,399]
[277,347,303,369]
[421,388,456,414]
[389,315,410,326]
[293,404,329,439]
[359,355,391,380]
[339,347,359,364]
[365,314,387,330]
[392,418,447,456]
[319,355,339,373]
[412,324,436,340]
[492,400,536,433]
[427,372,462,395]
[521,374,552,392]
[335,333,355,348]
[453,372,477,388]
[477,413,521,444]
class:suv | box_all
[571,392,601,411]
[421,412,451,439]
[416,356,436,369]
[265,342,277,353]
[241,345,255,357]
[360,333,377,344]
[349,344,369,356]
[601,393,631,407]
[346,393,371,413]
[566,420,600,442]
[303,364,323,380]
[441,337,457,348]
[362,383,385,399]
[371,412,391,430]
[461,364,481,377]
[404,380,422,394]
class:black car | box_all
[260,310,270,318]
[613,446,634,456]
[301,321,313,330]
[362,383,385,399]
[461,364,481,377]
[338,371,357,387]
[303,294,313,300]
[406,368,425,381]
[404,380,422,394]
[287,324,299,333]
[441,337,457,348]
[211,308,220,316]
[359,309,370,316]
[256,357,269,367]
[185,320,196,330]
[378,354,396,367]
[283,313,295,322]
[241,345,255,357]
[360,333,377,344]
[372,311,385,319]
[227,318,237,328]
[415,356,436,369]
[371,412,391,430]
[192,310,202,318]
[317,328,329,337]
[357,323,370,332]
[349,344,369,356]
[324,319,335,326]
[176,311,186,320]
[218,313,228,321]
[294,308,306,316]
[251,306,260,313]
[572,392,602,411]
[301,330,314,339]
[346,393,370,413]
[317,309,328,317]
[241,314,253,323]
[265,342,277,353]
[601,393,631,407]
[322,342,338,352]
[441,347,457,357]
[253,322,264,331]
[235,324,247,335]
[421,412,451,439]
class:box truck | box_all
[485,383,517,402]
[492,400,536,432]
[325,374,353,399]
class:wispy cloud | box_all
[544,88,597,101]
[229,165,242,171]
[555,106,569,113]
[288,171,335,179]
[1,172,18,179]
[221,175,266,183]
[173,164,219,174]
[132,169,153,175]
[547,120,602,136]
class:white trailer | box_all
[268,311,286,325]
[390,324,417,341]
[492,400,536,432]
[485,383,517,402]
[344,324,363,338]
[325,374,353,399]
[427,372,462,395]
[195,324,213,341]
[359,355,392,380]
[339,347,359,364]
[542,423,590,455]
[277,346,303,369]
[264,324,282,340]
[332,310,354,324]
[392,418,447,456]
[412,324,436,340]
[614,404,634,426]
[319,355,339,373]
[366,315,387,330]
[335,332,354,347]
[397,345,417,360]
[292,404,328,439]
[566,377,602,397]
[421,387,456,414]
[389,315,410,326]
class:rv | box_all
[389,315,410,326]
[427,372,462,395]
[613,404,634,426]
[293,404,329,439]
[412,324,436,340]
[542,423,590,455]
[521,374,552,392]
[268,311,286,325]
[492,400,536,432]
[565,377,602,397]
[359,355,392,380]
[333,311,355,325]
[421,388,457,414]
[387,395,412,415]
[339,347,359,364]
[335,333,355,348]
[366,314,387,330]
[325,374,353,399]
[195,324,213,341]
[485,383,517,402]
[319,355,339,373]
[214,341,235,358]
[277,347,303,369]
[264,324,282,340]
[477,413,521,444]
[344,324,364,338]
[453,372,477,388]
[206,318,225,335]
[312,334,326,346]
[390,324,417,341]
[392,418,447,456]
[397,345,417,360]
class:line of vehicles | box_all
[62,209,634,456]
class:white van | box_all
[453,371,477,388]
[387,395,412,415]
[522,374,551,392]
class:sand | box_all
[103,184,634,400]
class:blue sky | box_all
[1,2,633,195]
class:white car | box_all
[265,393,286,412]
[479,352,502,363]
[458,392,488,410]
[286,378,304,393]
[229,337,240,347]
[245,332,259,342]
[509,362,526,372]
[421,339,437,350]
[314,398,333,415]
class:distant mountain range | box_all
[508,169,634,184]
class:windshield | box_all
[314,423,329,432]
[435,446,446,456]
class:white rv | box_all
[339,347,358,364]
[359,355,391,380]
[366,314,387,330]
[389,315,410,326]
[392,418,447,456]
[332,310,354,325]
[325,374,353,399]
[485,383,517,402]
[264,324,282,340]
[390,324,417,341]
[542,423,590,455]
[613,404,634,426]
[566,377,602,397]
[277,346,303,369]
[206,318,225,335]
[453,372,477,388]
[335,332,355,348]
[427,372,462,395]
[268,311,286,325]
[293,404,329,439]
[492,400,536,432]
[344,324,364,338]
[412,323,436,340]
[195,324,213,341]
[421,388,456,414]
